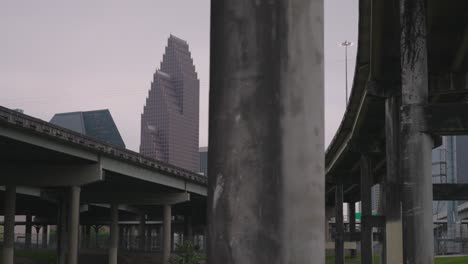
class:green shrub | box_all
[169,241,205,264]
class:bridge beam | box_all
[400,0,434,263]
[0,163,103,187]
[422,103,468,135]
[208,0,324,263]
[80,192,190,205]
[433,184,468,200]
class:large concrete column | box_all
[384,95,403,264]
[25,212,32,248]
[360,155,373,264]
[400,0,433,263]
[67,186,80,264]
[335,185,344,264]
[109,204,119,264]
[3,185,16,264]
[42,225,48,248]
[208,1,324,263]
[348,202,357,257]
[163,205,172,264]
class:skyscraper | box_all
[50,109,126,148]
[140,35,199,172]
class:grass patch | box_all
[326,255,380,264]
[435,256,468,264]
[326,255,468,264]
[0,249,56,264]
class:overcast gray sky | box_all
[0,0,358,151]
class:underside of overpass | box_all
[0,106,207,264]
[326,0,468,263]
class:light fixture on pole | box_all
[340,40,354,106]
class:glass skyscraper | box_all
[140,35,200,172]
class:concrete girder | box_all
[0,163,103,187]
[420,103,468,135]
[81,192,190,205]
[101,157,206,196]
[433,184,468,200]
[0,126,98,162]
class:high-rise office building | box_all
[140,35,199,172]
[50,109,125,148]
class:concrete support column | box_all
[109,204,119,264]
[360,155,373,264]
[400,0,433,263]
[67,186,80,264]
[138,213,145,250]
[384,96,403,264]
[335,185,344,264]
[348,202,357,257]
[158,225,164,250]
[208,0,324,263]
[184,214,193,243]
[58,196,68,264]
[119,225,124,249]
[42,225,48,248]
[25,212,32,249]
[163,204,172,264]
[3,185,16,264]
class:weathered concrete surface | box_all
[108,204,119,264]
[400,0,434,263]
[68,186,81,264]
[335,185,344,264]
[3,185,16,264]
[208,0,324,263]
[163,205,171,264]
[384,96,403,264]
[360,155,373,264]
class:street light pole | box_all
[340,40,353,106]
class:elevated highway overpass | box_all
[0,106,207,264]
[326,0,468,263]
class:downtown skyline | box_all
[0,0,358,151]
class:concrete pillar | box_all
[85,225,91,248]
[335,185,344,264]
[146,225,152,251]
[119,225,124,249]
[348,202,357,257]
[184,214,193,243]
[384,94,404,264]
[360,155,373,264]
[67,186,80,264]
[42,225,48,248]
[109,204,119,264]
[208,0,324,263]
[3,185,16,264]
[163,204,172,264]
[138,213,145,250]
[159,225,164,250]
[25,212,32,248]
[400,0,433,263]
[58,197,68,264]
